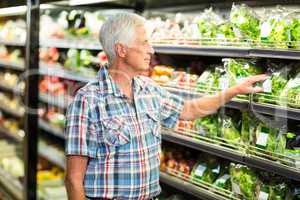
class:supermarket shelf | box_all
[0,59,25,71]
[160,172,232,200]
[162,129,245,164]
[0,83,24,96]
[153,45,250,57]
[38,119,65,140]
[245,155,300,182]
[0,39,25,47]
[39,93,70,109]
[40,38,102,50]
[0,126,23,143]
[39,63,96,82]
[0,167,22,200]
[0,104,24,118]
[162,129,300,181]
[153,45,300,60]
[249,48,300,60]
[38,145,65,170]
[164,86,300,121]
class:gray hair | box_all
[99,13,146,64]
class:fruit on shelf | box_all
[45,107,65,129]
[64,49,98,77]
[0,45,8,58]
[1,157,24,178]
[175,120,194,131]
[39,76,66,96]
[39,47,59,63]
[151,65,175,84]
[0,92,24,114]
[0,20,26,42]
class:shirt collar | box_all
[97,66,146,97]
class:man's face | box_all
[125,25,154,72]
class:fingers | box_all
[248,74,269,83]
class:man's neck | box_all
[108,61,139,100]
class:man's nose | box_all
[148,44,154,55]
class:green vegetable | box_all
[254,123,286,156]
[194,114,219,138]
[230,4,260,42]
[220,115,241,143]
[229,163,257,200]
[197,8,223,45]
[191,156,221,184]
[257,63,291,105]
[290,18,300,49]
[241,112,258,145]
[196,66,226,93]
[223,58,262,86]
[213,174,231,190]
[280,71,300,108]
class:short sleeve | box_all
[157,86,184,129]
[64,93,98,158]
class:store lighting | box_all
[69,0,119,6]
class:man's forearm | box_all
[65,179,86,200]
[180,86,239,120]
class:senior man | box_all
[64,13,267,200]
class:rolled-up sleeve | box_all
[64,93,97,158]
[157,87,184,129]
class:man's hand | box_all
[231,74,269,94]
[179,74,268,120]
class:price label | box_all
[256,132,269,147]
[219,174,230,182]
[262,79,272,93]
[260,22,272,38]
[195,165,206,177]
[232,182,241,194]
[258,191,269,200]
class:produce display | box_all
[40,10,105,40]
[160,144,298,199]
[0,20,26,43]
[172,107,300,169]
[148,4,300,49]
[229,163,257,199]
[0,112,24,138]
[39,106,65,130]
[40,48,102,77]
[0,140,23,179]
[0,71,25,92]
[0,45,23,65]
[0,92,24,114]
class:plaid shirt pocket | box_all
[101,117,131,146]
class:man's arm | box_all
[65,155,88,200]
[180,74,268,120]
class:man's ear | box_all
[115,43,127,58]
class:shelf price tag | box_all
[258,191,269,200]
[262,78,272,93]
[231,181,241,195]
[256,132,269,147]
[194,164,206,177]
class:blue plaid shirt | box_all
[65,66,184,199]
